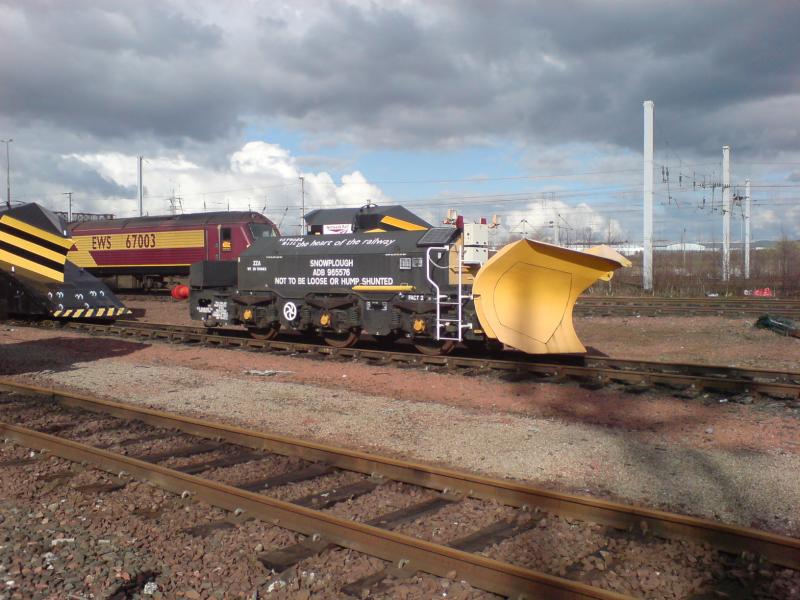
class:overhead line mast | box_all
[299,176,305,234]
[643,100,654,292]
[722,145,731,282]
[744,179,751,280]
[2,138,12,209]
[137,155,144,217]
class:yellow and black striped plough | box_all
[0,203,129,321]
[52,306,130,319]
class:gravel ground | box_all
[4,396,798,599]
[1,325,799,543]
[126,297,800,370]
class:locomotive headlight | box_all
[84,302,90,309]
[47,292,53,299]
[90,290,97,297]
[57,303,64,311]
[99,291,105,297]
[56,291,64,299]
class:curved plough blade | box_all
[472,240,629,354]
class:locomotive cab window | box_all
[221,227,232,251]
[249,223,278,239]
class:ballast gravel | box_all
[7,354,799,538]
[128,297,800,371]
[1,324,800,598]
[1,326,799,540]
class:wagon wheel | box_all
[323,328,361,348]
[413,338,456,356]
[247,324,280,340]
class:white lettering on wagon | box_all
[272,275,394,287]
[279,237,395,249]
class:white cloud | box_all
[67,141,391,233]
[492,198,625,245]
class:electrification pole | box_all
[553,214,560,245]
[62,192,73,222]
[722,145,731,282]
[642,101,654,291]
[744,178,751,280]
[2,138,12,209]
[137,155,144,217]
[299,176,305,234]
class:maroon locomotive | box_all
[68,212,279,289]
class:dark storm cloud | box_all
[237,0,800,154]
[1,1,799,155]
[47,155,136,198]
[0,1,234,142]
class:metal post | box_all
[722,145,731,282]
[299,176,305,234]
[62,192,72,222]
[2,138,12,209]
[642,101,654,291]
[553,215,560,245]
[137,155,143,217]
[681,227,686,271]
[744,178,751,279]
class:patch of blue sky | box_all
[353,145,527,200]
[243,125,305,156]
[245,126,640,218]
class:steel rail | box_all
[0,421,629,600]
[579,296,800,305]
[575,306,800,318]
[2,379,798,571]
[106,319,800,383]
[581,357,800,386]
[50,319,800,399]
[576,296,800,317]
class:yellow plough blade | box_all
[472,240,629,354]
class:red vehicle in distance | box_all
[68,211,279,290]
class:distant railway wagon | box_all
[68,212,279,289]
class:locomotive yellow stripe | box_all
[0,215,72,249]
[96,308,105,317]
[68,229,206,269]
[0,231,68,264]
[62,309,73,317]
[73,309,84,318]
[0,250,64,282]
[85,309,94,318]
[53,310,62,317]
[379,216,428,231]
[364,228,387,233]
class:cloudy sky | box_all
[1,0,799,243]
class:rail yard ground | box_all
[1,298,799,598]
[124,296,800,370]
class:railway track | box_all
[120,292,800,318]
[576,296,800,318]
[1,379,798,598]
[25,318,800,401]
